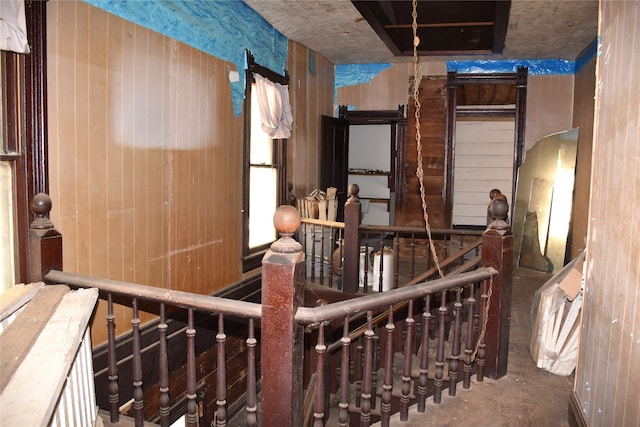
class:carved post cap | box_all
[31,192,54,230]
[270,205,302,253]
[488,197,510,231]
[347,183,360,203]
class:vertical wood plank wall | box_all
[576,1,640,425]
[287,42,335,198]
[525,74,574,152]
[337,61,447,110]
[46,1,332,344]
[570,58,596,259]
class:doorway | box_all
[320,107,407,224]
[447,68,528,227]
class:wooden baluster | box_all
[186,309,197,427]
[107,293,119,423]
[158,304,170,427]
[409,233,416,280]
[303,223,309,269]
[313,323,326,427]
[328,227,336,288]
[371,332,379,410]
[246,319,258,426]
[434,291,447,404]
[215,314,227,425]
[463,292,476,389]
[449,287,463,396]
[354,337,363,407]
[400,299,415,421]
[338,229,344,290]
[338,317,351,427]
[476,279,489,382]
[377,233,385,293]
[416,294,432,412]
[392,235,399,289]
[360,311,374,426]
[319,225,325,285]
[311,223,317,282]
[380,305,395,426]
[131,298,144,426]
[363,240,370,293]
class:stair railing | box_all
[29,192,512,426]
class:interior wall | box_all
[287,41,335,198]
[570,57,596,259]
[336,61,446,111]
[46,0,333,343]
[576,1,640,425]
[525,74,575,153]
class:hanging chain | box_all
[411,0,444,279]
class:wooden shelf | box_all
[348,169,390,176]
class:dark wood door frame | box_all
[337,105,408,205]
[445,67,527,224]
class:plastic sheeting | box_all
[447,59,575,75]
[335,63,394,88]
[529,252,585,376]
[84,0,288,117]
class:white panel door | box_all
[453,119,515,226]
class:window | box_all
[241,55,290,271]
[1,51,19,291]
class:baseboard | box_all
[568,390,589,427]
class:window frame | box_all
[1,1,49,284]
[241,54,288,272]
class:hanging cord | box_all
[411,0,444,279]
[472,275,493,361]
[410,0,490,361]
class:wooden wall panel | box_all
[337,61,447,111]
[575,2,640,426]
[46,2,335,345]
[570,57,595,259]
[287,41,335,198]
[524,74,574,152]
[396,76,448,228]
[47,1,245,341]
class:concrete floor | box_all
[379,267,575,427]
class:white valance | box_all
[0,0,30,53]
[253,73,293,139]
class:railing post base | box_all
[261,206,305,426]
[481,196,513,379]
[29,193,62,282]
[342,184,361,294]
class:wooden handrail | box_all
[294,267,496,325]
[44,270,263,320]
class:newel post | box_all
[261,205,305,426]
[342,184,361,294]
[29,193,62,282]
[481,194,513,379]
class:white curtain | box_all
[0,0,30,53]
[253,73,293,139]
